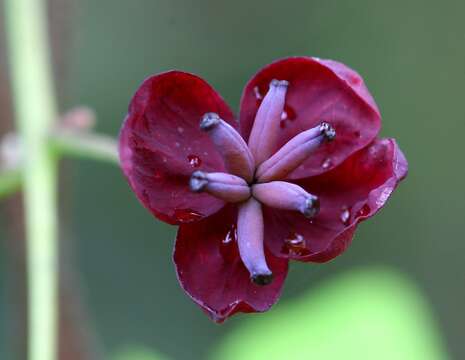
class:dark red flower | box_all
[119,57,408,322]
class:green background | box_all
[1,0,464,359]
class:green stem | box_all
[4,0,59,359]
[0,130,119,199]
[50,130,119,165]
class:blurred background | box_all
[0,0,464,359]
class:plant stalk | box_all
[4,0,59,359]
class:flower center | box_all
[255,121,335,182]
[191,80,336,286]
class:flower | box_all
[119,57,408,322]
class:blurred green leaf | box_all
[211,268,448,360]
[113,345,169,360]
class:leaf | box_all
[112,345,169,360]
[211,267,448,360]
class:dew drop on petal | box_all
[187,155,202,168]
[254,86,263,100]
[283,232,308,256]
[284,104,296,120]
[322,158,332,169]
[280,105,296,129]
[285,232,304,246]
[173,208,203,223]
[220,224,239,261]
[223,225,237,245]
[177,126,184,134]
[348,74,362,85]
[340,207,351,225]
[175,142,180,148]
[356,204,371,218]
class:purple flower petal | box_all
[119,71,237,224]
[240,57,381,179]
[174,206,288,322]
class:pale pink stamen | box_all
[237,198,272,285]
[253,181,319,218]
[200,113,255,182]
[247,80,289,165]
[189,171,251,203]
[256,122,335,182]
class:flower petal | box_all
[263,138,408,262]
[174,206,289,323]
[119,71,237,224]
[239,57,381,179]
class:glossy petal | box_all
[314,58,380,116]
[119,71,236,225]
[263,138,408,262]
[174,206,289,322]
[239,57,381,179]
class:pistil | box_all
[247,79,289,165]
[237,198,273,285]
[200,113,255,182]
[252,181,319,218]
[256,122,335,182]
[189,171,251,202]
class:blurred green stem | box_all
[50,130,119,165]
[0,130,119,200]
[4,0,59,360]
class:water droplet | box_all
[254,86,263,100]
[348,74,361,85]
[283,104,296,120]
[285,233,304,246]
[283,232,308,256]
[177,126,184,134]
[279,105,296,130]
[175,142,180,148]
[187,155,202,167]
[220,225,239,260]
[340,207,351,225]
[162,157,168,163]
[356,204,371,218]
[174,209,203,223]
[203,151,209,156]
[322,158,332,169]
[223,225,237,245]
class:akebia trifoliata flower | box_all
[119,57,408,322]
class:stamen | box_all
[255,122,336,182]
[237,198,273,285]
[252,181,320,218]
[189,171,251,203]
[247,79,289,165]
[200,113,255,182]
